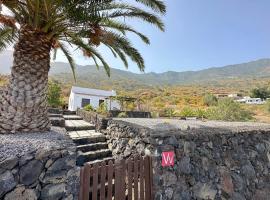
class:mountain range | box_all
[1,50,270,90]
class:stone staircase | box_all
[64,111,113,166]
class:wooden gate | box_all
[79,156,153,200]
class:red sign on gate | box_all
[162,151,175,167]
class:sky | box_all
[5,1,270,74]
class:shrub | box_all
[180,107,196,117]
[266,100,270,113]
[97,102,108,115]
[250,87,270,100]
[47,81,63,108]
[203,93,218,106]
[117,112,128,118]
[206,98,253,121]
[194,108,208,119]
[83,104,94,112]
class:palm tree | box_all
[0,0,166,133]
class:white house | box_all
[68,86,120,111]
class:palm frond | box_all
[0,25,17,51]
[58,42,77,81]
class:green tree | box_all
[203,93,218,106]
[250,87,270,100]
[47,81,63,108]
[0,0,166,133]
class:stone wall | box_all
[105,119,270,200]
[0,127,80,200]
[77,109,109,131]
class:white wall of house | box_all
[68,86,120,111]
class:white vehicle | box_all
[236,97,266,105]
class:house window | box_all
[81,98,90,108]
[99,99,105,106]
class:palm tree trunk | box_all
[0,26,52,133]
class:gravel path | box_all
[0,127,73,162]
[116,118,270,132]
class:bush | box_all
[203,93,218,106]
[47,81,63,108]
[206,98,253,121]
[250,87,270,100]
[97,102,108,115]
[83,104,94,112]
[266,100,270,113]
[117,112,128,118]
[180,107,196,117]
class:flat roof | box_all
[71,86,116,97]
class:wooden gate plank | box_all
[92,163,99,200]
[134,156,139,200]
[83,164,91,200]
[144,156,151,200]
[139,158,145,200]
[107,160,114,200]
[79,167,84,200]
[100,161,106,200]
[127,158,133,200]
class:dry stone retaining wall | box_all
[0,128,80,200]
[105,119,270,200]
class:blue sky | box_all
[56,0,270,73]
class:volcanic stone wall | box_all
[105,119,270,200]
[0,128,80,200]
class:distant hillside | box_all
[1,50,270,90]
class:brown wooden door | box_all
[79,156,153,200]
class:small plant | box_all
[180,107,196,117]
[83,104,94,111]
[117,112,128,118]
[97,102,108,115]
[266,100,270,113]
[203,93,218,106]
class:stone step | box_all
[64,115,83,120]
[76,149,112,166]
[77,142,108,152]
[73,136,107,145]
[65,120,95,131]
[63,110,77,115]
[68,130,102,139]
[86,157,114,165]
[49,114,63,118]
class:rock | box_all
[232,173,244,192]
[179,156,191,174]
[40,183,66,200]
[0,156,18,170]
[19,154,34,166]
[0,171,16,198]
[165,187,174,199]
[124,147,132,157]
[4,186,25,200]
[35,149,51,160]
[220,168,233,196]
[253,189,270,200]
[48,157,74,171]
[184,141,195,155]
[20,160,43,185]
[241,162,255,178]
[231,192,246,200]
[161,171,177,187]
[42,170,67,184]
[193,182,217,200]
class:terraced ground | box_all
[64,112,112,166]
